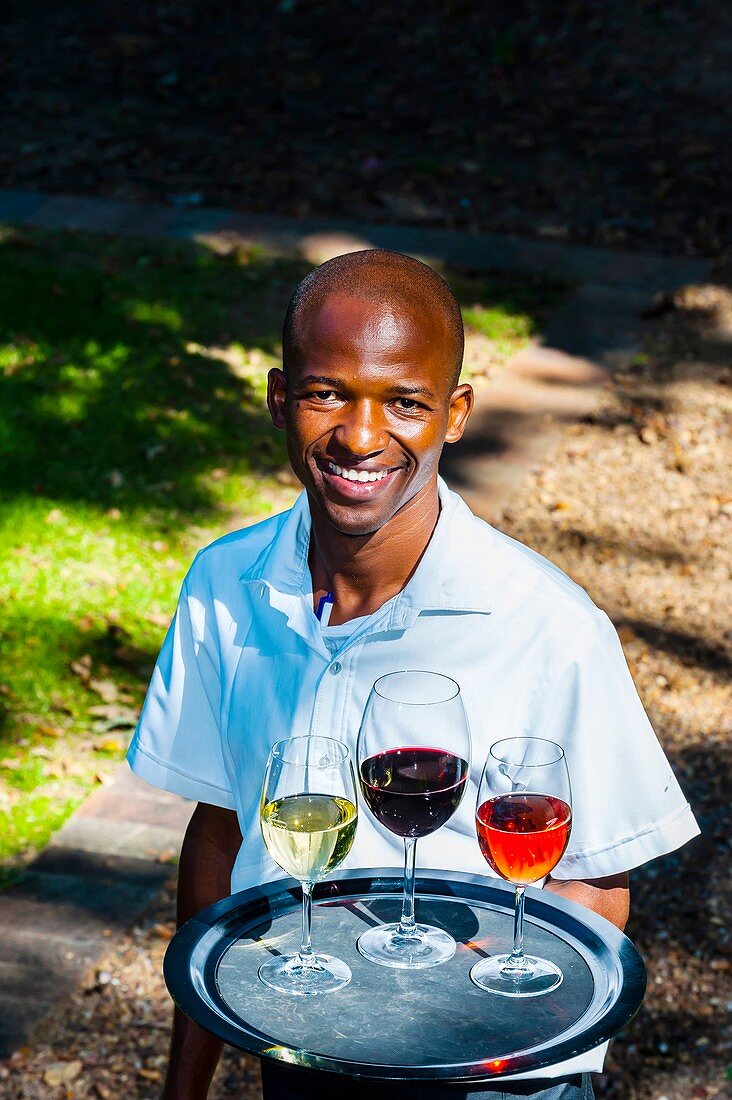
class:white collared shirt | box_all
[128,480,698,895]
[128,481,699,1079]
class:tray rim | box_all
[164,868,646,1082]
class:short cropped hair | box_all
[282,249,464,388]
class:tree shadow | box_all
[0,610,162,758]
[618,619,731,679]
[556,527,691,567]
[626,732,730,961]
[441,398,594,487]
[0,232,308,518]
[596,1006,728,1098]
[0,229,563,519]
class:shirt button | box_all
[329,661,342,675]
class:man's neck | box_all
[308,483,440,627]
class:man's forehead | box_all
[288,289,458,392]
[300,291,446,356]
[309,290,427,330]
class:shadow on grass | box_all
[0,232,308,517]
[0,229,564,520]
[0,610,162,769]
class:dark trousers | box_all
[260,1061,594,1099]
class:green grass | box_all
[0,226,566,882]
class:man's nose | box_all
[333,400,387,456]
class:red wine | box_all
[476,793,571,884]
[360,747,469,838]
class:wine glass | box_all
[471,737,572,997]
[259,736,358,995]
[356,671,471,969]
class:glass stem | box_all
[507,884,526,965]
[298,881,316,968]
[398,837,418,935]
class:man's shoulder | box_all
[184,507,293,593]
[455,495,601,631]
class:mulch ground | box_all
[1,283,729,1098]
[2,1,731,271]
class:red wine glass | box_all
[471,737,572,996]
[356,671,471,969]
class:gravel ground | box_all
[1,293,730,1097]
[2,2,731,269]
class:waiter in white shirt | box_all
[128,248,699,1100]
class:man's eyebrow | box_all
[296,375,344,388]
[296,375,437,400]
[390,384,437,400]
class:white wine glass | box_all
[357,671,471,969]
[259,736,358,996]
[471,737,572,997]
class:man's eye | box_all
[395,398,420,410]
[310,390,337,402]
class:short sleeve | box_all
[126,571,235,810]
[544,610,699,880]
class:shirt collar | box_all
[240,478,494,616]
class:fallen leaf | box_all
[145,611,170,629]
[155,848,178,864]
[88,704,138,726]
[137,1067,162,1082]
[37,723,64,737]
[93,736,125,753]
[88,679,119,703]
[70,655,93,681]
[43,1060,82,1086]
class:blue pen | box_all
[315,591,334,622]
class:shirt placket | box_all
[307,603,416,746]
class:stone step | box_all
[0,767,193,1057]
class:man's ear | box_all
[267,368,287,430]
[444,382,474,443]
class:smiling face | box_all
[268,292,473,537]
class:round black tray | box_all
[164,869,646,1083]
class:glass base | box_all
[357,922,456,970]
[258,952,351,996]
[470,953,563,997]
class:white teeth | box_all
[326,462,391,483]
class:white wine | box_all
[261,793,358,882]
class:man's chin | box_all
[306,475,402,536]
[319,501,388,538]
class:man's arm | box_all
[544,872,630,930]
[162,803,243,1100]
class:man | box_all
[127,249,699,1100]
